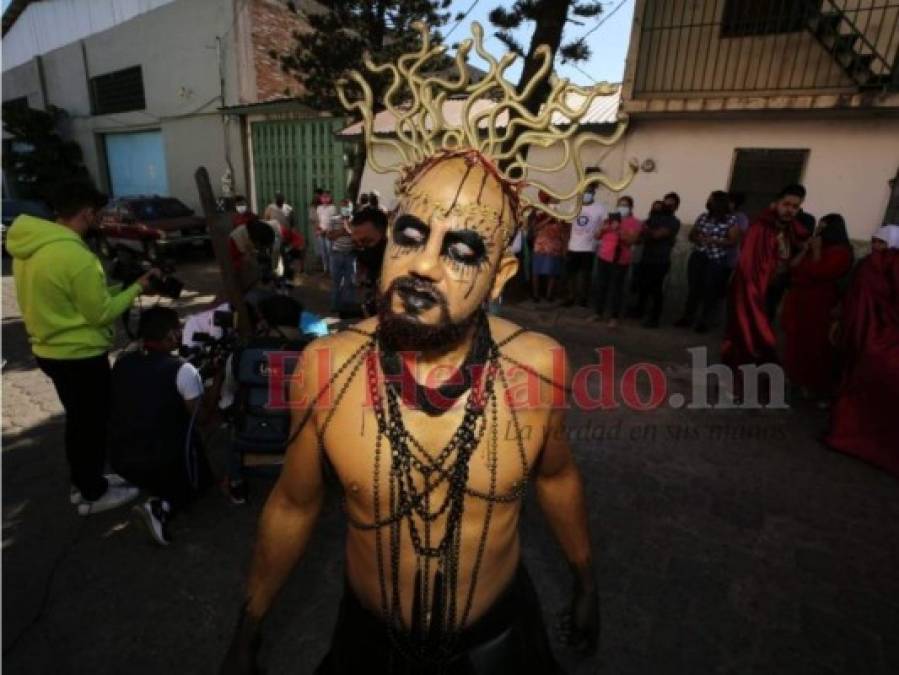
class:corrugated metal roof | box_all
[338,85,621,137]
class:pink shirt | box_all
[596,216,642,265]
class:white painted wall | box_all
[612,116,899,239]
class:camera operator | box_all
[350,207,388,316]
[7,180,158,515]
[229,219,305,291]
[108,307,213,546]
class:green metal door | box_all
[251,116,348,245]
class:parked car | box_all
[98,195,209,260]
[2,198,54,255]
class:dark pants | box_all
[36,353,111,501]
[765,272,790,324]
[316,565,560,675]
[634,261,671,322]
[594,259,628,318]
[565,251,594,304]
[682,251,730,326]
[113,445,211,513]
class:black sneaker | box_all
[227,480,248,506]
[694,322,710,334]
[133,498,171,546]
[642,317,660,329]
[673,316,693,328]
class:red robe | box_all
[825,250,899,477]
[782,245,853,392]
[722,209,807,372]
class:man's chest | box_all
[318,380,547,509]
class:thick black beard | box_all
[377,276,479,353]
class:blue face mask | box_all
[582,192,595,205]
[340,207,352,217]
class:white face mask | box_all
[617,206,631,217]
[582,192,595,205]
[236,204,247,214]
[340,206,353,217]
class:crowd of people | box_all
[6,174,898,552]
[518,180,897,475]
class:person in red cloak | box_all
[721,184,810,399]
[782,213,854,405]
[825,225,899,477]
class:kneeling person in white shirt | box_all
[108,307,212,546]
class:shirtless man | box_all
[220,20,635,673]
[221,153,599,673]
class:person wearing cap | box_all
[7,180,158,516]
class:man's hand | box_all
[220,607,263,675]
[136,268,161,293]
[557,582,600,655]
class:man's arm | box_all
[221,346,328,674]
[533,350,599,653]
[70,259,147,326]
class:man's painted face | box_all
[775,195,802,223]
[378,156,518,338]
[871,237,888,252]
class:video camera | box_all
[110,251,185,300]
[179,310,238,380]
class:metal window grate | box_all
[721,0,818,37]
[90,66,146,115]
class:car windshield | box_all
[128,198,192,220]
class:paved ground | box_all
[3,256,898,674]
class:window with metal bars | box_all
[90,66,146,115]
[721,0,820,37]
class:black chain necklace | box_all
[313,321,536,670]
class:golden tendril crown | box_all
[336,21,637,224]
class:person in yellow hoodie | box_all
[8,180,157,515]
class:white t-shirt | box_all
[316,204,337,234]
[568,201,607,252]
[265,203,293,227]
[176,362,204,402]
[182,303,230,347]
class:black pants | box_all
[594,259,628,318]
[316,565,561,675]
[682,251,730,326]
[112,444,211,512]
[765,272,790,324]
[634,262,671,322]
[36,353,111,501]
[565,251,594,304]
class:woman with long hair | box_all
[781,213,854,405]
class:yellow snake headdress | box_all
[337,21,636,239]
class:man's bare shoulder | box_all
[488,316,567,380]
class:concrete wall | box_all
[1,0,247,211]
[610,116,899,239]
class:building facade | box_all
[1,0,319,214]
[604,0,899,240]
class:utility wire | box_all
[445,0,482,40]
[578,0,631,40]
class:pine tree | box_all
[280,0,452,199]
[488,0,604,115]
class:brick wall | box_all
[250,0,308,101]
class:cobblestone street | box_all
[3,258,898,674]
